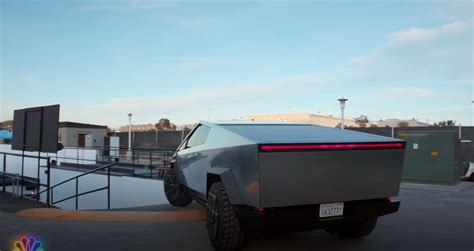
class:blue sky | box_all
[1,0,473,128]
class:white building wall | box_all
[59,127,107,147]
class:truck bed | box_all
[258,142,405,208]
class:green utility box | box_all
[397,131,459,183]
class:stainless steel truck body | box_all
[164,122,406,250]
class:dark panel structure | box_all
[117,128,192,150]
[11,105,60,153]
[348,126,474,162]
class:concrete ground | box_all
[1,182,473,251]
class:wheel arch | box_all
[206,168,242,205]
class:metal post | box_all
[391,126,395,138]
[51,187,54,205]
[128,114,132,151]
[15,173,20,198]
[21,150,24,198]
[36,153,41,202]
[75,177,79,210]
[337,97,348,130]
[107,166,111,210]
[46,157,51,207]
[341,108,345,130]
[459,126,462,140]
[37,107,44,202]
[150,151,153,178]
[127,113,133,159]
[132,150,135,176]
[77,147,79,170]
[2,154,5,193]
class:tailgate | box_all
[258,142,405,208]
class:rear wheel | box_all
[207,182,243,251]
[337,218,378,238]
[163,172,193,207]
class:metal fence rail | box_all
[35,163,115,209]
[1,152,51,204]
[1,146,175,209]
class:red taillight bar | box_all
[260,142,405,151]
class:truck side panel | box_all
[258,148,405,208]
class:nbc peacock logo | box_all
[12,235,45,251]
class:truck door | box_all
[175,124,211,193]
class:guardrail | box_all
[1,152,51,204]
[35,163,115,209]
[1,146,174,209]
[46,146,174,178]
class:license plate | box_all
[319,202,344,218]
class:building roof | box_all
[59,121,108,129]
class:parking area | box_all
[1,182,473,251]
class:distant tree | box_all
[434,120,457,127]
[355,115,369,128]
[369,124,378,128]
[107,127,117,136]
[335,123,348,129]
[155,118,177,131]
[397,122,410,127]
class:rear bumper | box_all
[236,199,400,232]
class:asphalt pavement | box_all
[1,182,473,251]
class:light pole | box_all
[127,113,133,158]
[337,97,348,130]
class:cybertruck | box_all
[164,122,406,250]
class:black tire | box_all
[164,172,193,207]
[207,182,243,251]
[470,173,474,182]
[337,218,377,238]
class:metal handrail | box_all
[35,162,115,209]
[50,163,114,189]
[1,152,51,204]
[2,147,169,209]
[0,151,50,160]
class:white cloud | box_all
[347,20,473,84]
[80,0,177,11]
[160,16,207,29]
[18,75,36,81]
[383,87,436,99]
[67,74,325,128]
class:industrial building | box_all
[58,122,108,148]
[246,113,359,127]
[246,113,432,128]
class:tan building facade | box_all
[246,113,359,128]
[58,122,108,148]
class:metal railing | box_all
[35,163,115,210]
[1,145,173,209]
[46,146,174,178]
[0,172,21,197]
[1,152,51,204]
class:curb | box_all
[16,208,207,222]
